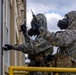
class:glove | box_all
[2,46,9,50]
[3,44,14,50]
[19,24,27,33]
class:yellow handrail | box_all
[9,66,76,75]
[14,71,28,74]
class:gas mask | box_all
[28,13,47,36]
[57,15,69,30]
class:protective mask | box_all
[57,15,69,30]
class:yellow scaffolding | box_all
[9,66,76,75]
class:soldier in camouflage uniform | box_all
[33,11,76,75]
[3,13,53,75]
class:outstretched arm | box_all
[3,36,53,55]
[3,41,34,54]
[39,26,76,47]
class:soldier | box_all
[32,11,76,75]
[3,13,53,75]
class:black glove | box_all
[19,24,27,33]
[3,44,14,50]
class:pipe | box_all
[9,66,76,73]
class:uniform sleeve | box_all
[12,42,35,54]
[12,36,53,54]
[39,26,76,47]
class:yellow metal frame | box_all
[13,71,29,74]
[9,66,76,75]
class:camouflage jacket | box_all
[39,11,76,63]
[12,33,53,55]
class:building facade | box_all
[2,0,26,75]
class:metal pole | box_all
[9,66,76,73]
[9,67,13,75]
[0,0,3,75]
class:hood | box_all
[31,13,47,29]
[67,11,76,29]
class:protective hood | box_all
[36,13,47,29]
[32,13,47,29]
[67,11,76,29]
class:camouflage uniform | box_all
[12,13,53,57]
[39,11,76,75]
[4,13,53,75]
[13,34,53,55]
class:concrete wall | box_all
[2,0,26,74]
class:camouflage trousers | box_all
[28,53,52,75]
[58,73,76,75]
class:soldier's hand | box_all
[2,46,8,50]
[3,44,14,50]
